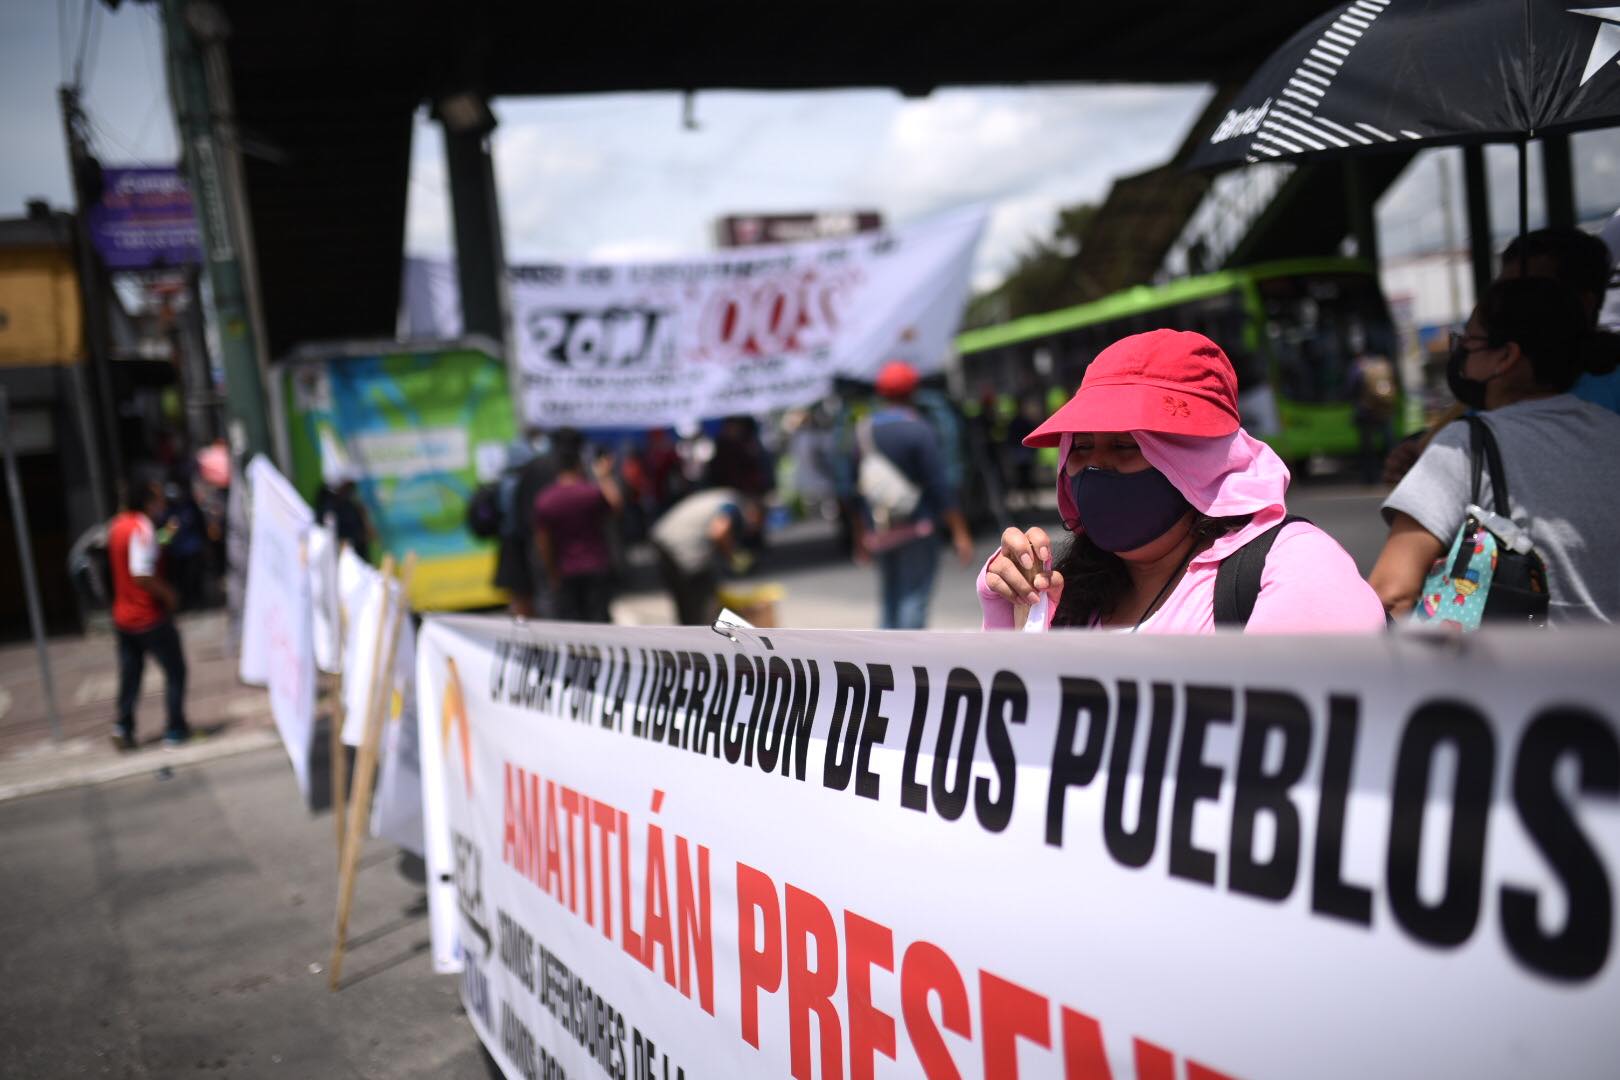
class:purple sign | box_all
[87,167,202,270]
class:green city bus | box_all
[954,257,1407,465]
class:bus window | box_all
[1165,294,1264,391]
[1259,273,1395,405]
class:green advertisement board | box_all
[281,345,517,611]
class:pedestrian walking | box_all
[490,429,557,618]
[848,361,975,629]
[108,465,191,750]
[533,430,622,623]
[314,462,374,564]
[160,473,209,610]
[1345,333,1400,485]
[979,331,1383,633]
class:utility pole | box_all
[159,0,274,462]
[0,389,63,743]
[57,85,116,522]
[175,266,218,447]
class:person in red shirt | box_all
[108,466,190,750]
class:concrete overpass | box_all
[188,1,1352,362]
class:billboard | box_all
[715,209,883,248]
[86,167,202,271]
[281,344,518,611]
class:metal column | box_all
[1542,134,1577,230]
[1344,159,1380,265]
[161,0,274,462]
[0,389,63,742]
[1462,145,1494,302]
[441,116,509,346]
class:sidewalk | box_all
[0,744,484,1078]
[0,610,277,803]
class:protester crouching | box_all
[648,486,765,626]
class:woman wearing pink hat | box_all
[979,330,1385,633]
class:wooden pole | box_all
[328,552,413,990]
[329,542,358,864]
[328,671,345,860]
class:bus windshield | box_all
[1258,272,1396,405]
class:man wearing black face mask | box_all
[1371,277,1620,623]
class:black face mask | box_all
[1447,342,1495,410]
[1070,466,1191,553]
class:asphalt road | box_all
[0,747,486,1080]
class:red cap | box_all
[1025,329,1241,447]
[874,360,920,400]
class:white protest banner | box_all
[501,206,985,428]
[417,616,1620,1080]
[225,454,251,664]
[340,550,434,884]
[374,614,425,857]
[336,544,372,659]
[308,519,342,675]
[341,557,391,747]
[417,615,466,976]
[238,456,316,798]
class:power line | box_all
[82,108,154,166]
[80,0,104,96]
[127,89,168,158]
[127,5,176,160]
[71,0,94,89]
[57,0,72,85]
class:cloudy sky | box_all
[406,85,1210,287]
[10,1,1620,293]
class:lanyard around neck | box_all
[1131,541,1199,633]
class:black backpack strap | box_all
[1214,515,1310,627]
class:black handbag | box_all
[1462,415,1549,625]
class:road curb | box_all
[0,727,282,805]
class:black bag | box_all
[1214,514,1398,629]
[1214,515,1306,627]
[1460,415,1549,625]
[465,482,504,539]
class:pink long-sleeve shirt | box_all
[978,428,1387,634]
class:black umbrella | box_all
[1187,0,1620,234]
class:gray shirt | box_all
[1383,395,1620,624]
[650,488,739,574]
